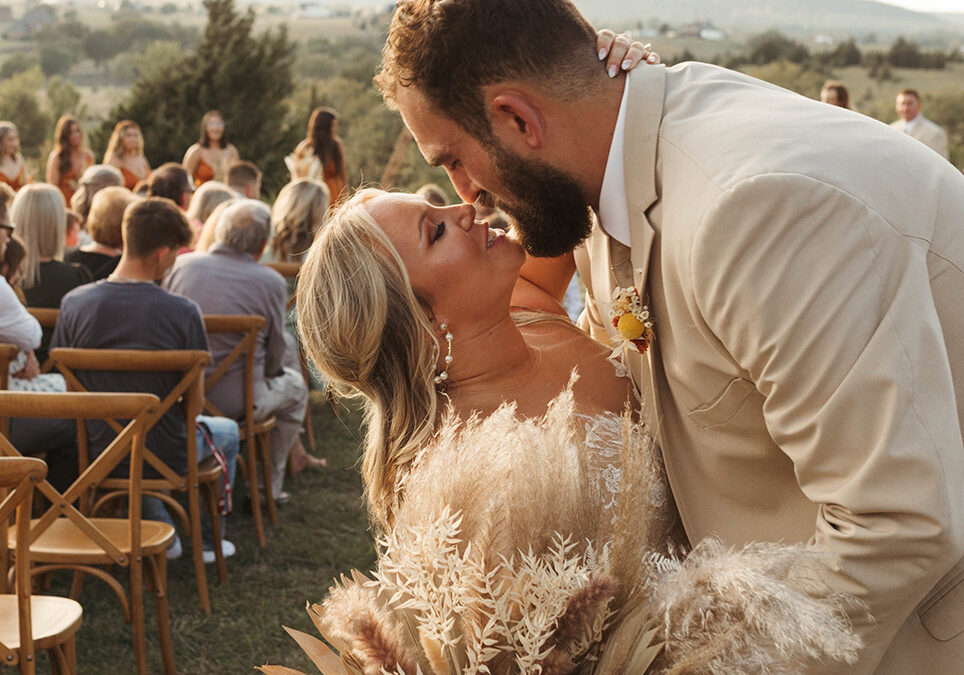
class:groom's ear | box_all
[488,90,545,152]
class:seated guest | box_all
[186,180,235,233]
[148,163,194,211]
[164,200,313,503]
[52,198,240,561]
[65,186,140,280]
[266,178,329,263]
[13,184,92,309]
[0,183,75,488]
[193,198,239,253]
[226,161,262,200]
[64,209,82,250]
[70,164,124,227]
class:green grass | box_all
[7,393,375,675]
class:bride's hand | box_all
[596,29,660,78]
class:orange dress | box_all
[193,158,215,187]
[58,167,79,207]
[120,166,141,191]
[0,169,23,191]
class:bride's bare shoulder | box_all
[521,316,634,415]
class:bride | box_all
[288,190,864,674]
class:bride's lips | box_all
[486,226,505,249]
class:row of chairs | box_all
[0,315,283,673]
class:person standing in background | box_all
[890,89,949,160]
[105,120,151,190]
[46,115,95,207]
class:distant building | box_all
[679,21,728,41]
[3,4,56,40]
[814,34,835,45]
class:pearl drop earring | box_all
[434,323,454,386]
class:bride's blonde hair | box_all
[296,189,441,530]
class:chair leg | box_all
[260,431,278,526]
[202,482,228,582]
[65,636,77,675]
[302,396,316,452]
[68,570,84,601]
[149,554,175,675]
[18,649,37,675]
[130,559,148,675]
[187,486,212,613]
[50,643,71,675]
[244,437,266,547]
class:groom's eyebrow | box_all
[425,151,450,168]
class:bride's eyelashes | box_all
[431,221,446,244]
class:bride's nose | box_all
[453,202,477,231]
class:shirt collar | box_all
[209,242,255,262]
[598,72,632,247]
[903,113,922,132]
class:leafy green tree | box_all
[0,68,52,157]
[46,76,84,121]
[96,0,296,191]
[39,45,73,78]
[827,38,861,68]
[84,29,121,68]
[747,31,809,65]
[0,53,40,80]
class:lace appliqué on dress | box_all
[578,412,669,528]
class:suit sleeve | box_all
[691,173,964,673]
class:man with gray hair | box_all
[164,199,309,504]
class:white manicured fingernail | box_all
[608,64,617,78]
[598,47,608,60]
[621,59,632,70]
[647,53,658,64]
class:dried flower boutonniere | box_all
[609,286,654,353]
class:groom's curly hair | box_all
[376,0,601,141]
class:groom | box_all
[375,1,964,673]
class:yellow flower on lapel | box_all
[609,286,654,353]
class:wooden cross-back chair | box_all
[0,456,83,675]
[0,344,18,438]
[49,348,227,613]
[260,260,317,453]
[25,309,59,372]
[0,392,174,675]
[202,315,276,548]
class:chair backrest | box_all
[49,349,210,489]
[0,456,47,665]
[261,261,300,279]
[25,308,58,330]
[0,344,18,438]
[202,315,263,436]
[0,391,159,565]
[25,308,59,373]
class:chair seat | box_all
[0,595,83,651]
[10,518,176,563]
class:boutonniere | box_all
[609,286,654,353]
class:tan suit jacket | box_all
[890,114,950,160]
[576,63,964,673]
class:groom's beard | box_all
[489,143,593,258]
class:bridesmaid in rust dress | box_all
[105,120,150,190]
[288,107,349,205]
[183,110,239,188]
[0,122,30,191]
[45,115,95,207]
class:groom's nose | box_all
[446,166,481,204]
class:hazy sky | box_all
[877,0,964,12]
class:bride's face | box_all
[365,192,525,318]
